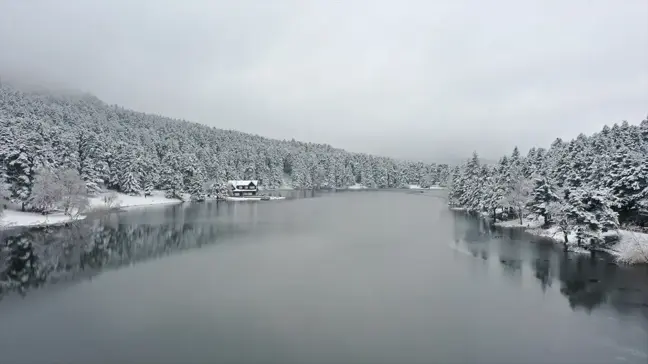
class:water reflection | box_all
[453,213,648,323]
[1,190,318,299]
[2,196,647,332]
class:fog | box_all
[1,0,646,162]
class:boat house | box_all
[227,180,259,196]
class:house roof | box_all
[227,180,258,186]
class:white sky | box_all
[1,0,646,162]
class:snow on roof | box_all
[227,180,258,186]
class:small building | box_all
[227,180,259,197]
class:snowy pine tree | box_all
[529,175,559,226]
[5,144,38,211]
[443,113,644,251]
[609,149,648,224]
[144,180,154,197]
[186,168,206,202]
[562,188,619,248]
[76,131,103,194]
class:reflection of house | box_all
[227,180,259,196]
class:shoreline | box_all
[0,190,183,230]
[1,188,308,229]
[493,217,648,265]
[2,187,446,230]
[448,207,647,265]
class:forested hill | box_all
[0,83,448,202]
[448,118,648,247]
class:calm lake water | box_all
[0,190,647,364]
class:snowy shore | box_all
[224,196,286,202]
[347,183,368,190]
[0,190,182,229]
[493,218,648,264]
[0,190,294,229]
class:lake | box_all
[0,190,647,364]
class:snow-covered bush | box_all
[28,168,89,216]
[29,167,63,214]
[616,232,648,265]
[102,192,121,209]
[59,169,89,217]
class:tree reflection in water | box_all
[0,191,316,299]
[454,212,648,324]
[2,203,647,328]
[0,201,259,298]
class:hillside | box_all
[0,82,449,208]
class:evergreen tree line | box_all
[0,83,449,211]
[448,119,648,249]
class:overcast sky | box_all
[0,0,646,162]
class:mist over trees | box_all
[0,83,449,211]
[448,119,648,249]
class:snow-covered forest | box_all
[0,83,448,213]
[448,119,648,254]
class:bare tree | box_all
[102,191,121,209]
[59,169,89,217]
[617,232,648,265]
[27,168,89,218]
[506,168,533,225]
[29,167,63,214]
[546,200,571,247]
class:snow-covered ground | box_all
[0,210,83,229]
[224,196,286,202]
[406,184,446,190]
[88,190,182,209]
[526,225,579,245]
[347,183,368,190]
[0,190,182,229]
[449,207,468,212]
[493,217,648,264]
[494,218,543,229]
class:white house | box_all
[227,180,259,196]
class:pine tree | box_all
[529,175,559,226]
[609,149,648,224]
[562,188,619,248]
[640,116,648,153]
[187,169,206,201]
[522,147,536,178]
[144,180,154,197]
[462,152,484,212]
[482,170,505,219]
[448,166,466,207]
[76,131,103,195]
[437,164,450,186]
[118,150,141,195]
[120,171,141,195]
[509,146,521,171]
[5,144,38,211]
[163,173,184,199]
